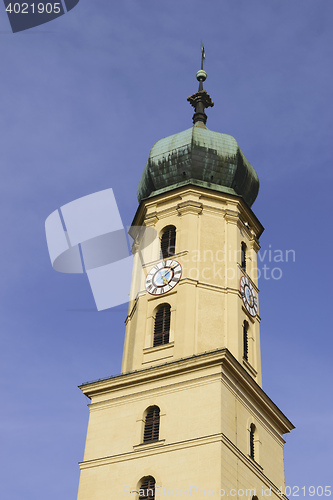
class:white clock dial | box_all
[145,260,182,296]
[240,276,258,317]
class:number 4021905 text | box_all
[6,3,62,14]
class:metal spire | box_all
[201,42,205,71]
[187,44,214,125]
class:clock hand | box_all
[161,263,178,278]
[161,268,172,279]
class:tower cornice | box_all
[131,184,264,239]
[79,348,294,435]
[176,200,203,216]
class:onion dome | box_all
[137,49,259,207]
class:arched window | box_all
[161,226,176,259]
[250,423,256,460]
[243,321,249,362]
[139,476,155,499]
[153,304,171,347]
[143,406,160,443]
[241,242,246,271]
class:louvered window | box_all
[143,406,160,443]
[139,476,155,500]
[250,423,255,460]
[241,242,246,271]
[243,322,249,362]
[153,304,171,347]
[161,226,176,259]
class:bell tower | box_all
[77,54,294,500]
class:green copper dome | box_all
[137,122,259,207]
[138,58,259,207]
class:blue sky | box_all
[0,1,332,499]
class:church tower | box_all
[77,57,294,500]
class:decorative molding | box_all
[153,206,180,220]
[79,349,294,436]
[250,238,261,253]
[132,185,264,239]
[224,209,239,224]
[144,213,159,226]
[200,204,226,217]
[79,431,287,500]
[87,372,221,414]
[177,200,203,216]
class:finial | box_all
[187,44,214,125]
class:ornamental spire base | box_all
[187,50,214,125]
[187,89,214,125]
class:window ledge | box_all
[248,456,263,470]
[243,358,257,377]
[133,439,165,451]
[143,342,174,365]
[143,342,174,355]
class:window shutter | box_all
[243,322,249,361]
[161,227,176,259]
[241,242,246,271]
[250,424,255,459]
[143,406,160,443]
[154,304,171,346]
[140,476,156,499]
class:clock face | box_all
[145,260,182,296]
[240,276,258,317]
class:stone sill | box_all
[142,342,174,364]
[133,440,165,451]
[243,358,257,377]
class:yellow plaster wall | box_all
[79,356,288,499]
[77,186,292,500]
[122,187,262,386]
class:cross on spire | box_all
[201,43,205,70]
